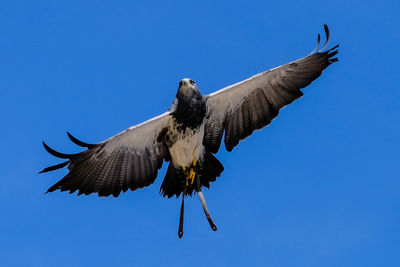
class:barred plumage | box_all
[41,25,338,238]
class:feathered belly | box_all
[168,125,205,168]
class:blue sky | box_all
[1,0,399,266]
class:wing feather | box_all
[204,25,338,153]
[41,112,171,197]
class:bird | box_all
[40,25,339,238]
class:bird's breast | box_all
[167,121,205,168]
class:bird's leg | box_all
[178,185,187,239]
[196,182,217,232]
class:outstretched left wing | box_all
[203,25,338,153]
[40,112,172,197]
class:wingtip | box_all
[323,24,330,39]
[330,44,340,51]
[309,33,321,55]
[46,185,58,193]
[39,160,70,173]
[320,24,331,51]
[44,186,54,194]
[66,131,96,148]
[42,141,79,159]
[42,141,53,154]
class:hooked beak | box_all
[179,79,191,88]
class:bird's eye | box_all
[190,80,195,85]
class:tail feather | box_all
[160,163,185,198]
[200,152,224,189]
[160,151,224,198]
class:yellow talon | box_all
[183,159,197,186]
[185,168,195,186]
[189,168,195,184]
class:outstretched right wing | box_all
[40,112,172,197]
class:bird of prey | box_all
[41,25,338,238]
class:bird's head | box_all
[177,78,200,98]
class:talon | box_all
[183,166,190,186]
[185,168,195,186]
[183,159,197,187]
[189,168,195,185]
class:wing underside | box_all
[40,112,171,197]
[203,25,339,153]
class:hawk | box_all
[41,25,339,238]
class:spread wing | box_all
[40,112,172,197]
[203,25,339,153]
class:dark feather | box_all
[309,33,321,55]
[67,132,96,148]
[39,161,69,173]
[42,142,80,159]
[42,113,170,197]
[203,25,338,153]
[320,24,330,51]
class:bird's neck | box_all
[172,93,206,130]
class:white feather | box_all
[169,124,205,168]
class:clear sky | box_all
[1,0,399,266]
